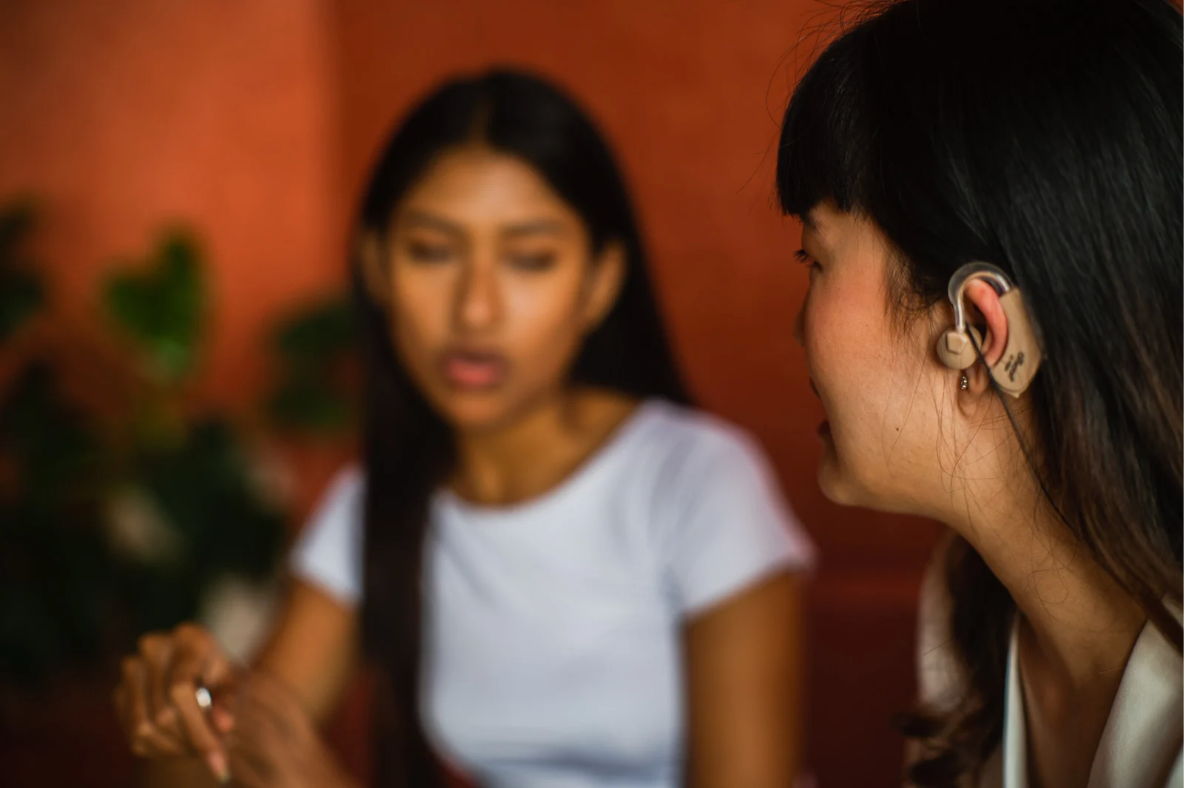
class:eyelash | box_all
[507,252,557,272]
[408,241,452,263]
[795,249,819,270]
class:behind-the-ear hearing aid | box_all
[935,262,1042,397]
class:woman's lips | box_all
[439,349,509,390]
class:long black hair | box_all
[776,1,1182,785]
[352,69,688,786]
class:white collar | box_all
[1002,609,1183,788]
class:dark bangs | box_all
[776,24,876,219]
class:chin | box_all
[818,452,926,517]
[816,438,853,501]
[435,392,518,433]
[817,458,858,506]
[816,443,879,510]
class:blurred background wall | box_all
[0,1,942,785]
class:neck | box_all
[451,387,637,506]
[947,481,1146,691]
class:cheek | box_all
[805,275,929,494]
[804,279,884,397]
[389,268,452,364]
[502,271,588,369]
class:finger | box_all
[170,680,231,782]
[137,633,177,732]
[120,658,187,757]
[166,631,227,727]
[113,681,152,757]
[166,625,235,781]
[211,704,235,734]
[169,626,238,732]
[120,657,156,751]
[207,665,247,733]
[138,637,191,756]
[172,623,234,689]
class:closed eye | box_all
[407,240,454,264]
[506,252,557,272]
[795,249,819,270]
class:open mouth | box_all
[438,348,509,391]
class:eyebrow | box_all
[399,212,567,239]
[800,210,820,233]
[401,211,463,237]
[501,220,567,238]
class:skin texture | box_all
[795,202,1146,788]
[114,148,803,788]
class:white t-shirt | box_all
[916,540,1183,788]
[291,399,815,788]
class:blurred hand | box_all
[113,622,237,783]
[225,671,356,788]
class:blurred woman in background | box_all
[776,1,1182,786]
[114,69,815,788]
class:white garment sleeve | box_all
[289,467,365,606]
[660,428,816,616]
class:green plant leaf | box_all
[266,373,353,432]
[0,198,37,270]
[0,269,44,340]
[0,198,45,341]
[265,294,358,436]
[102,230,206,383]
[271,296,357,370]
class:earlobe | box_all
[959,325,994,398]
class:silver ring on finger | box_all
[195,683,213,713]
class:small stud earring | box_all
[959,374,969,391]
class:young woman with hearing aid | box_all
[112,69,816,788]
[776,1,1182,786]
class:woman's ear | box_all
[358,231,390,305]
[958,278,1010,399]
[582,241,626,331]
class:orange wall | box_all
[0,0,354,514]
[1,1,942,785]
[0,0,343,412]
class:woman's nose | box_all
[455,260,501,332]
